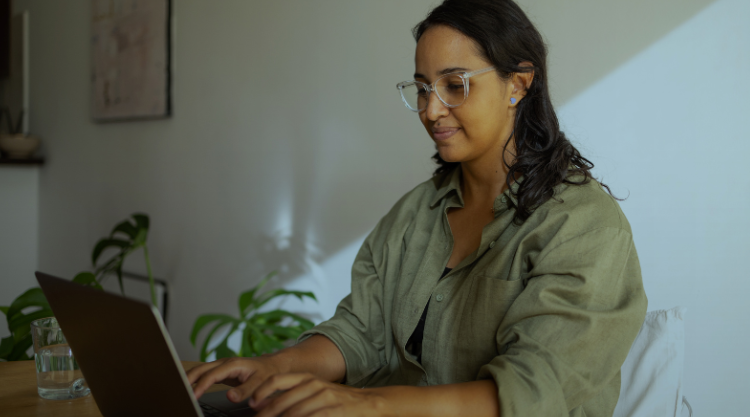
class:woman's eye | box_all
[447,84,464,91]
[417,87,429,96]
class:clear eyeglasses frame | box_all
[396,66,496,112]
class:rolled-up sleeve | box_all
[297,226,387,386]
[477,226,648,416]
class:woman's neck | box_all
[460,162,507,208]
[459,142,515,209]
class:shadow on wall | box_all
[518,0,718,105]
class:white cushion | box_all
[612,307,686,417]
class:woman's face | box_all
[414,25,515,166]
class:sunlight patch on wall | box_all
[278,234,366,323]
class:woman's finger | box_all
[192,359,256,399]
[252,373,315,408]
[266,387,339,417]
[254,376,327,417]
[185,358,226,384]
[224,372,283,404]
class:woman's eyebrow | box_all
[413,67,470,79]
[439,67,468,75]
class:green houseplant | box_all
[191,271,317,361]
[84,213,157,306]
[0,213,156,361]
[0,288,52,361]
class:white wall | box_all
[10,0,438,358]
[0,166,39,337]
[2,0,746,414]
[556,0,750,413]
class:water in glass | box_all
[30,317,90,400]
[34,344,88,399]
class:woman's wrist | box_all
[367,385,422,417]
[363,389,397,417]
[366,380,500,417]
[260,334,347,382]
[364,385,428,417]
[261,347,295,374]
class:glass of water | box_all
[30,317,90,400]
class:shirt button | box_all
[489,241,496,249]
[436,294,444,302]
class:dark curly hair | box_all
[414,0,611,222]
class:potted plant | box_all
[82,213,158,306]
[0,213,157,361]
[191,272,317,361]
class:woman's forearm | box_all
[260,335,500,416]
[371,379,500,417]
[264,334,347,383]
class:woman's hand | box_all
[250,373,392,417]
[186,356,285,402]
[187,335,348,407]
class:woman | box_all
[188,0,647,416]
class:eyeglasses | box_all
[396,66,496,112]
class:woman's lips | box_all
[432,128,460,141]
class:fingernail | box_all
[228,390,238,401]
[249,397,256,407]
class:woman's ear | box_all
[509,61,535,106]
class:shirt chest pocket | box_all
[452,276,525,366]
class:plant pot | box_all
[0,134,40,159]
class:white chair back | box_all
[612,307,692,417]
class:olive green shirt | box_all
[298,167,647,417]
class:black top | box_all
[405,267,452,364]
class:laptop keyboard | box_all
[200,403,231,417]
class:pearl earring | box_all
[510,98,517,105]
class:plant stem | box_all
[143,244,158,308]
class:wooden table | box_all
[0,360,229,416]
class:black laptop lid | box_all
[35,271,202,417]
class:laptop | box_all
[35,271,256,417]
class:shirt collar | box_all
[430,167,464,208]
[429,166,522,215]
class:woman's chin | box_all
[437,149,463,164]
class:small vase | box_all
[0,134,41,159]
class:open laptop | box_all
[35,271,256,417]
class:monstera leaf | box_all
[191,271,316,361]
[0,288,53,361]
[90,213,157,306]
[1,213,157,362]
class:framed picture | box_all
[91,0,171,122]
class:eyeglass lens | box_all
[400,74,466,111]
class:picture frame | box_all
[91,0,172,122]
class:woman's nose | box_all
[424,90,449,121]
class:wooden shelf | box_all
[0,157,44,165]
